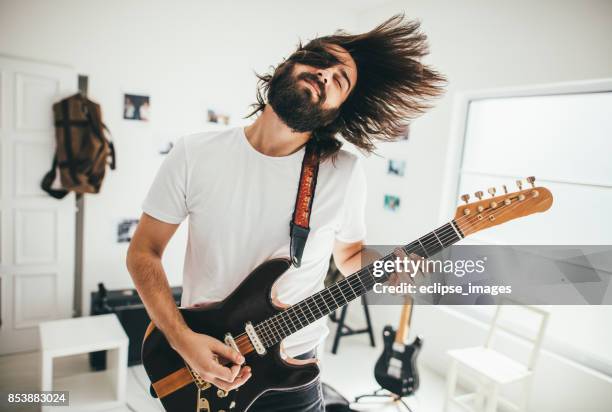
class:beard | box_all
[267,61,340,133]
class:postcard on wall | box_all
[117,218,139,243]
[384,194,401,212]
[387,159,406,177]
[207,108,231,125]
[124,94,150,121]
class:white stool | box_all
[443,304,548,412]
[39,313,128,411]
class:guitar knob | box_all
[527,176,536,188]
[487,187,496,197]
[516,180,523,190]
[217,389,228,398]
[460,194,470,204]
[502,185,508,194]
[475,191,483,200]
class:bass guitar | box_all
[374,297,421,397]
[142,177,553,411]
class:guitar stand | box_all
[329,294,376,354]
[354,387,413,412]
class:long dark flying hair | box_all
[245,13,447,160]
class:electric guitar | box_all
[374,297,422,397]
[142,177,553,412]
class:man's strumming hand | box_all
[171,330,251,391]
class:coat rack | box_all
[73,74,88,317]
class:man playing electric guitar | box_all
[127,14,444,411]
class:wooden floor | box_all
[0,328,460,412]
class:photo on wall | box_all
[387,159,406,177]
[207,108,231,125]
[124,94,150,121]
[384,194,401,212]
[117,218,139,243]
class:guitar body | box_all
[141,258,319,412]
[374,325,422,397]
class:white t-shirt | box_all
[142,126,367,356]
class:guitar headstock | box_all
[454,176,553,237]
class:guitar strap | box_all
[290,139,320,268]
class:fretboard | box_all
[254,220,463,348]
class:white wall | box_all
[0,0,358,312]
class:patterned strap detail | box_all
[293,142,320,227]
[290,140,320,267]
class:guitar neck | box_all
[254,220,463,347]
[394,299,413,345]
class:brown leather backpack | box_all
[41,93,116,199]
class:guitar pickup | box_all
[224,333,240,353]
[245,322,266,356]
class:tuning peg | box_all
[516,180,523,190]
[526,176,536,188]
[475,191,483,200]
[502,185,508,194]
[487,187,496,197]
[460,194,470,204]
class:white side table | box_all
[39,314,128,411]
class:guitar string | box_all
[254,192,537,347]
[234,189,541,349]
[253,191,538,347]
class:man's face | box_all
[267,44,358,133]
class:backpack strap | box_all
[84,99,116,170]
[40,155,69,199]
[61,98,79,184]
[290,139,320,268]
[41,97,75,199]
[108,139,116,170]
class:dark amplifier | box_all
[89,283,182,370]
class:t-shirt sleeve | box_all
[142,136,189,224]
[335,156,367,243]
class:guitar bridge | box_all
[186,363,211,391]
[245,322,266,355]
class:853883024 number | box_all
[1,391,69,407]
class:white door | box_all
[0,55,77,354]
